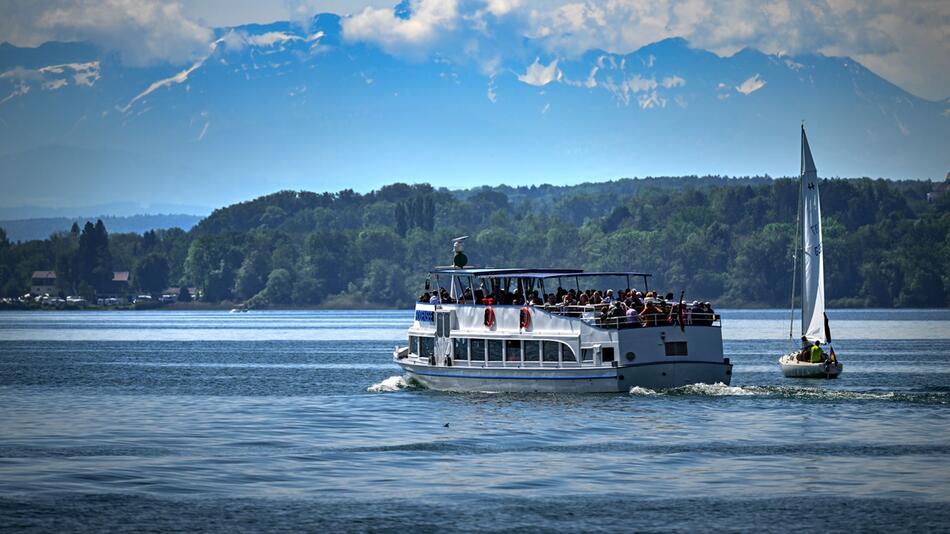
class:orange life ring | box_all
[520,306,531,330]
[484,306,496,328]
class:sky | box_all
[1,0,947,100]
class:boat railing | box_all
[589,312,720,330]
[541,305,720,329]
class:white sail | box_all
[800,127,826,343]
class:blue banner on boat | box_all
[415,310,434,323]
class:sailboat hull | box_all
[779,353,842,378]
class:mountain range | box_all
[1,10,947,211]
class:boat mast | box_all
[788,125,804,340]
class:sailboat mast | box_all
[799,125,807,337]
[788,128,803,341]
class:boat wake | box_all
[628,383,754,396]
[630,383,948,403]
[367,375,420,393]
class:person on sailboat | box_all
[809,340,826,363]
[796,336,813,361]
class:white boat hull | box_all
[395,349,732,393]
[779,353,842,378]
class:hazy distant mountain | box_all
[1,12,947,209]
[0,201,211,220]
[0,214,203,242]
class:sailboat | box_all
[779,126,843,378]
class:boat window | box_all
[505,340,521,362]
[420,337,435,359]
[602,347,615,363]
[471,339,486,362]
[453,338,469,360]
[542,341,559,362]
[562,345,577,362]
[409,336,419,355]
[524,341,540,362]
[488,340,503,361]
[581,348,593,362]
[665,341,688,356]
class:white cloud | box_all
[541,102,550,114]
[342,0,460,57]
[517,58,561,86]
[485,0,521,17]
[10,0,215,67]
[735,74,766,94]
[487,75,497,103]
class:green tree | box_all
[264,268,293,304]
[134,253,170,295]
[234,251,268,300]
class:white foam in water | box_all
[675,382,757,396]
[629,386,658,396]
[630,382,756,396]
[367,375,409,393]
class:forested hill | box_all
[1,176,947,308]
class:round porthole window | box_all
[625,351,636,361]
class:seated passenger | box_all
[419,291,430,303]
[625,305,642,327]
[809,340,826,363]
[429,292,441,304]
[578,293,590,307]
[640,301,662,326]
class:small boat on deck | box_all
[393,239,732,393]
[779,126,842,378]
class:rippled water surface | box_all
[1,309,948,532]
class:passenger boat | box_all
[779,125,843,378]
[393,241,732,393]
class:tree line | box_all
[1,176,947,308]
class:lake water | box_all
[1,309,948,532]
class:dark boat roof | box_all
[429,268,651,278]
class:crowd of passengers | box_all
[418,286,717,327]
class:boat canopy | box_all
[429,268,582,277]
[429,268,651,279]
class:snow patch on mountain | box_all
[662,75,686,88]
[43,79,67,91]
[736,74,766,95]
[247,32,303,48]
[0,81,30,105]
[0,61,100,101]
[121,41,222,113]
[518,58,561,86]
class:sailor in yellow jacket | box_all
[809,340,826,363]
